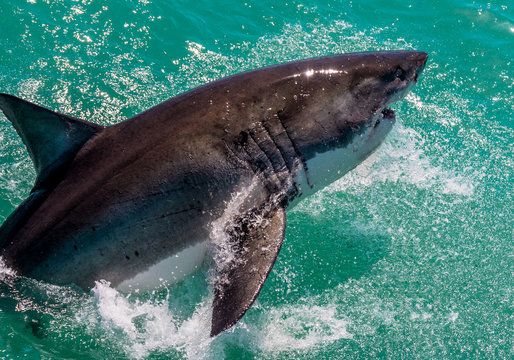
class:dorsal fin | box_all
[0,93,104,190]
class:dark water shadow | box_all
[260,208,391,305]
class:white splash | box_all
[208,179,260,286]
[86,280,214,359]
[257,304,352,352]
[75,280,356,358]
[0,256,15,277]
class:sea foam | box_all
[87,280,214,359]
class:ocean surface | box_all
[0,0,512,359]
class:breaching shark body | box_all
[0,51,427,336]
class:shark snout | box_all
[410,51,429,82]
[392,51,428,101]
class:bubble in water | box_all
[257,304,352,352]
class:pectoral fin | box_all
[211,206,286,337]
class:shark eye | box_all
[394,67,406,81]
[382,67,407,83]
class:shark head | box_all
[262,51,429,200]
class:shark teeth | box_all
[374,108,395,128]
[381,108,395,120]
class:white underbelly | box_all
[290,124,391,207]
[116,241,208,292]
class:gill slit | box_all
[222,140,277,194]
[259,120,299,196]
[275,111,312,188]
[247,129,290,191]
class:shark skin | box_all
[0,50,428,336]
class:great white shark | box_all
[0,50,427,336]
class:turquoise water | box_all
[0,0,512,358]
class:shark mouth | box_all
[381,108,395,120]
[374,108,396,128]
